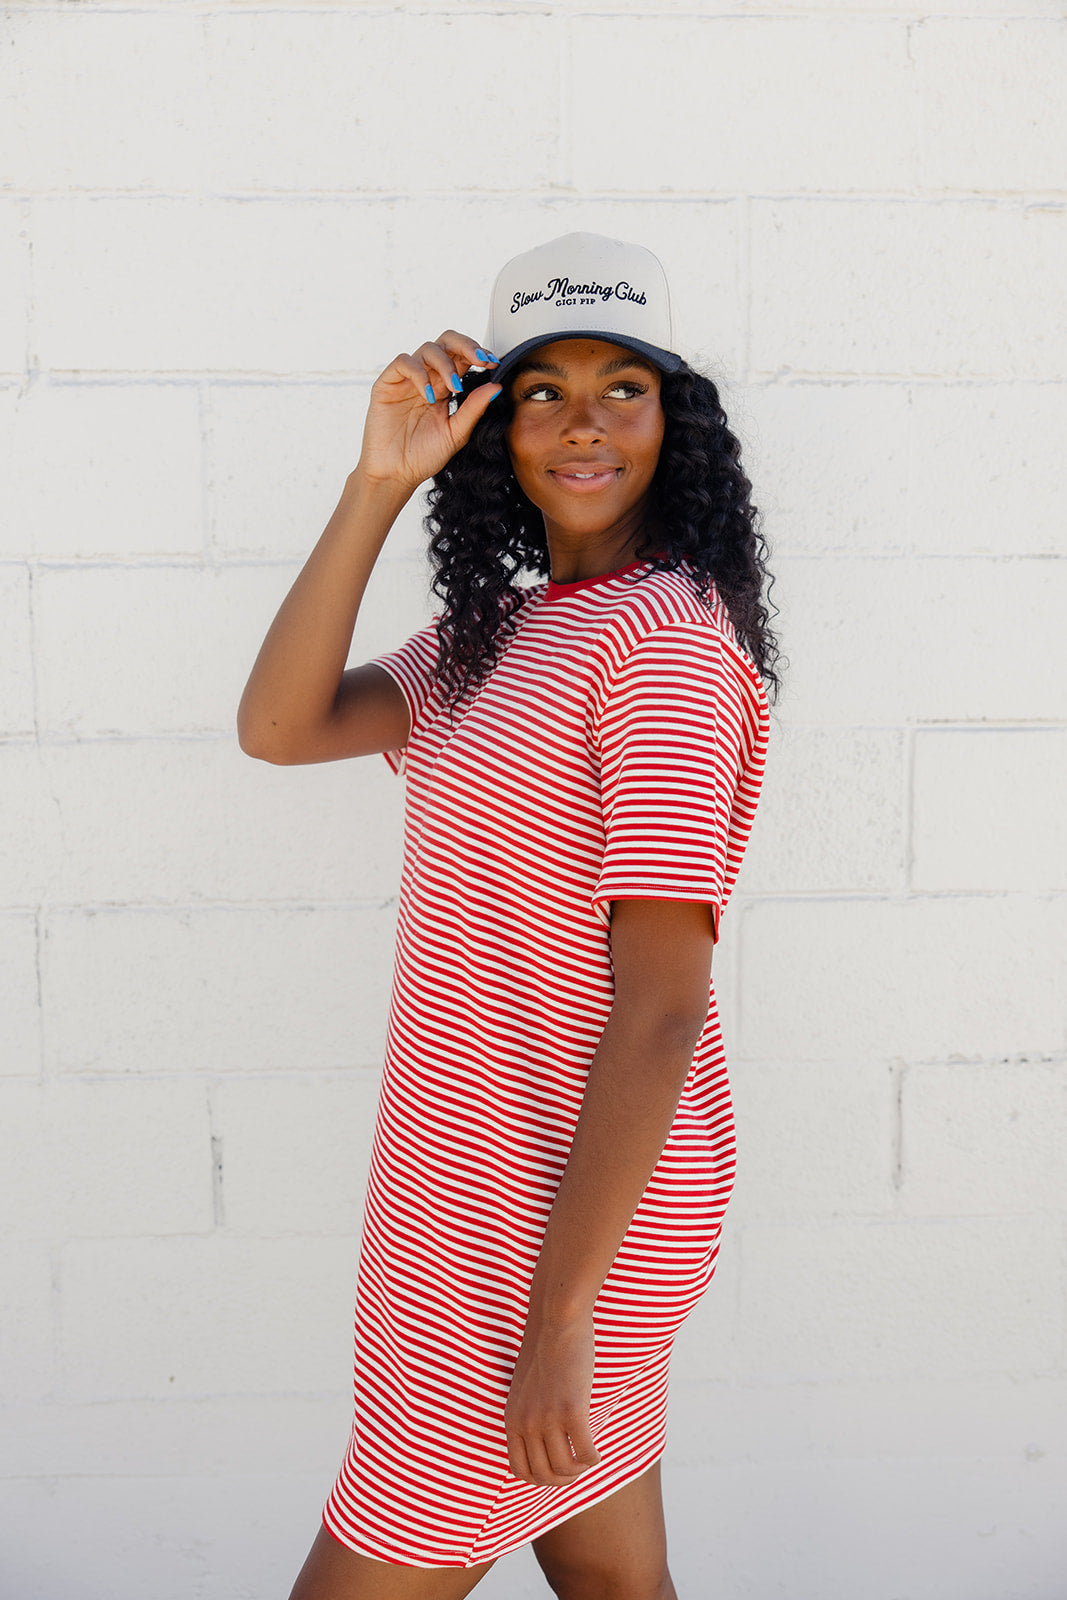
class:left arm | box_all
[504,896,716,1487]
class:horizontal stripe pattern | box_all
[323,558,770,1567]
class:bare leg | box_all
[288,1522,496,1600]
[532,1458,677,1600]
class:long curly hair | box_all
[423,361,784,713]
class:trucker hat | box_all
[483,232,685,388]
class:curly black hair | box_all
[423,360,783,713]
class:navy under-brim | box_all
[477,330,684,391]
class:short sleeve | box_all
[369,617,442,775]
[590,623,764,940]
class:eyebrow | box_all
[512,353,658,381]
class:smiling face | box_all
[504,338,665,554]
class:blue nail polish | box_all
[424,384,435,404]
[490,386,502,400]
[475,348,490,363]
[450,373,463,392]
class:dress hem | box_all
[319,1433,668,1571]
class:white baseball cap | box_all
[483,232,684,387]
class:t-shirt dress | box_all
[322,554,771,1567]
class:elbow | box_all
[236,714,289,764]
[612,1000,707,1062]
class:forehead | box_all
[510,338,660,382]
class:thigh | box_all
[532,1458,670,1595]
[288,1523,496,1600]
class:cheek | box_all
[505,420,547,482]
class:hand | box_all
[356,330,502,495]
[504,1312,602,1487]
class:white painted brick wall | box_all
[2,4,1064,1597]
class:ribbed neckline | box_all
[543,553,665,602]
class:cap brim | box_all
[490,331,684,388]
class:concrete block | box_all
[901,1062,1067,1217]
[572,18,916,196]
[385,196,748,384]
[0,200,29,374]
[0,1393,350,1479]
[747,377,1066,559]
[208,381,434,562]
[743,380,912,556]
[0,11,202,192]
[734,1217,1061,1381]
[739,893,1067,1065]
[0,1471,336,1600]
[210,383,368,558]
[0,1243,54,1400]
[205,12,557,194]
[0,913,40,1077]
[728,1061,896,1222]
[42,905,398,1075]
[35,564,292,737]
[5,382,202,558]
[210,1073,380,1236]
[0,1078,211,1240]
[771,554,1067,726]
[666,1374,1067,1469]
[912,728,1067,893]
[57,1235,360,1399]
[751,199,1067,379]
[0,564,34,735]
[36,738,405,906]
[732,723,904,895]
[34,558,434,737]
[661,1448,1067,1600]
[907,382,1067,557]
[917,19,1067,195]
[0,747,53,906]
[31,198,393,374]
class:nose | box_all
[560,394,606,444]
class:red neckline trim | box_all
[544,553,666,602]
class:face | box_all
[504,339,665,545]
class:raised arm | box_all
[236,332,501,765]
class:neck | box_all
[544,505,656,585]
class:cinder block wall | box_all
[2,4,1064,1597]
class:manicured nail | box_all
[489,386,502,400]
[475,348,490,362]
[424,384,435,404]
[449,373,463,392]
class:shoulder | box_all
[594,561,769,717]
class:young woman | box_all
[237,233,781,1600]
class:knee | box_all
[536,1551,675,1600]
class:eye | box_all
[519,383,562,402]
[605,380,649,399]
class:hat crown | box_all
[485,232,676,371]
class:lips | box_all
[549,463,621,493]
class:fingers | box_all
[383,331,499,408]
[445,373,504,448]
[510,1424,598,1487]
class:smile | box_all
[549,468,621,493]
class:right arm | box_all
[236,331,501,765]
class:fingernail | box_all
[489,386,502,400]
[450,373,463,392]
[424,384,435,404]
[475,348,490,363]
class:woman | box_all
[238,233,781,1600]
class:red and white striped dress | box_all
[323,555,770,1567]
